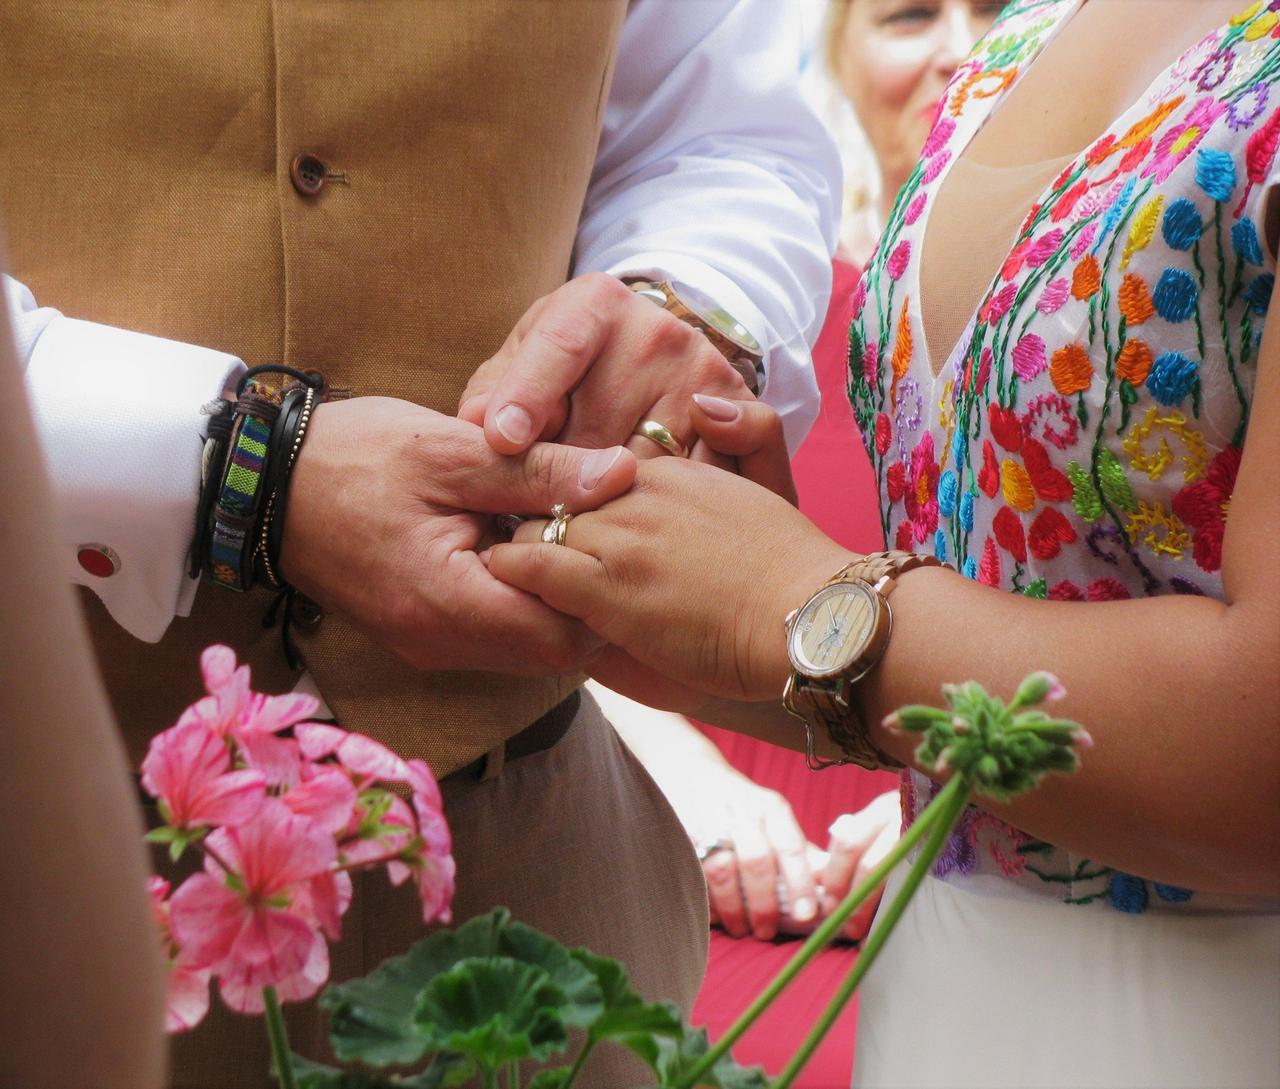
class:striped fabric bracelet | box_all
[208,410,274,591]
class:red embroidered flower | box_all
[874,412,892,456]
[886,460,907,503]
[992,505,1028,563]
[977,537,1001,586]
[1087,577,1131,601]
[1028,507,1077,561]
[1171,445,1240,571]
[988,404,1024,452]
[903,431,940,543]
[1049,580,1084,601]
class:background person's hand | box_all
[820,791,902,942]
[280,396,636,674]
[457,273,751,466]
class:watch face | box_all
[673,280,762,354]
[788,581,879,679]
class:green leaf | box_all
[323,910,604,1069]
[652,1026,767,1089]
[412,957,571,1067]
[286,1051,469,1088]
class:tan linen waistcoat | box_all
[0,1,626,775]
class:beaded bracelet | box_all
[256,384,317,590]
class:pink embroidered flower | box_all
[169,800,341,1014]
[862,338,880,385]
[886,239,912,280]
[1070,221,1099,258]
[922,148,951,184]
[1025,227,1063,268]
[1143,96,1228,184]
[147,877,212,1034]
[903,431,940,543]
[903,190,928,225]
[141,720,265,832]
[177,646,319,785]
[1001,238,1032,281]
[1050,178,1090,222]
[875,412,892,457]
[1171,444,1240,571]
[983,282,1018,323]
[921,115,956,158]
[851,275,867,320]
[1036,277,1070,314]
[1012,333,1047,381]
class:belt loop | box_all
[478,741,506,782]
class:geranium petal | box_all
[237,731,303,788]
[284,768,358,835]
[191,768,267,827]
[244,692,321,735]
[168,874,245,969]
[165,962,212,1033]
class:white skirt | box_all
[853,868,1280,1089]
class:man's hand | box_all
[457,273,751,462]
[279,396,635,674]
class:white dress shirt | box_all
[9,0,840,644]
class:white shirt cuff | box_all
[25,316,243,642]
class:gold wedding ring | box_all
[541,503,573,546]
[633,419,688,458]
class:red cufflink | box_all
[77,544,120,578]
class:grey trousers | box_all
[168,690,709,1088]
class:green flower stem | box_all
[263,986,298,1089]
[562,1038,597,1089]
[768,778,973,1089]
[507,1058,521,1089]
[675,776,966,1089]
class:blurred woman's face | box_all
[836,0,1004,201]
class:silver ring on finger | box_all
[695,837,735,864]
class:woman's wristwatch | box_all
[782,550,942,771]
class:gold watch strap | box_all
[825,549,943,591]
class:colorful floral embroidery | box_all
[849,0,1275,912]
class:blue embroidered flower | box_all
[962,555,978,580]
[1194,147,1236,203]
[934,528,948,562]
[1245,272,1274,314]
[951,424,966,467]
[1152,267,1200,322]
[1231,218,1264,265]
[1107,872,1148,913]
[1094,177,1137,252]
[938,469,959,517]
[1153,882,1194,903]
[959,489,975,533]
[1160,198,1203,251]
[1147,351,1199,406]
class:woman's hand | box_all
[686,392,798,503]
[487,449,853,709]
[820,791,902,942]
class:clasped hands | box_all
[278,271,807,681]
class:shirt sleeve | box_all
[574,0,843,454]
[6,275,244,642]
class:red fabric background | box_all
[690,260,896,1087]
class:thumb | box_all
[435,428,637,515]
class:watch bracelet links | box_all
[808,549,944,771]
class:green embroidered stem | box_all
[673,781,959,1089]
[769,777,972,1089]
[263,986,298,1089]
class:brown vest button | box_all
[290,152,327,196]
[77,544,120,578]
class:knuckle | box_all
[635,311,695,360]
[534,318,594,362]
[520,447,562,497]
[580,270,630,306]
[738,854,774,881]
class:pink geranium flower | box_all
[146,877,213,1033]
[141,720,265,831]
[169,800,341,1014]
[177,645,320,784]
[295,722,412,785]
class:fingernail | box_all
[693,393,741,422]
[495,403,534,445]
[793,896,816,922]
[579,446,625,490]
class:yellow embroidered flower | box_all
[1001,458,1036,512]
[1122,406,1210,483]
[1125,501,1191,559]
[1245,10,1278,39]
[1121,195,1165,270]
[938,379,956,471]
[1231,1,1263,27]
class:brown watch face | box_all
[787,581,881,679]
